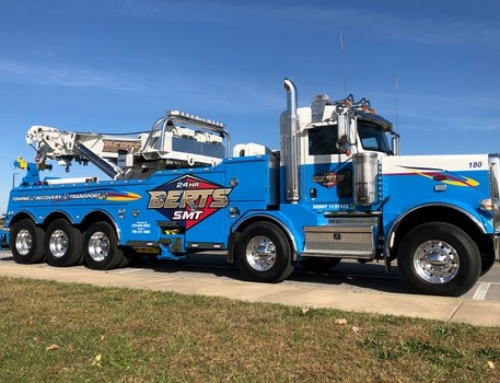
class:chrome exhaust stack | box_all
[282,78,300,203]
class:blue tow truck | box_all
[1,79,499,296]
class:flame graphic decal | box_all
[398,165,479,187]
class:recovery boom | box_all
[25,110,230,180]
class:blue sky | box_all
[1,0,499,212]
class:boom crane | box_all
[26,110,230,181]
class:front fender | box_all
[384,201,489,260]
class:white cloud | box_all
[0,58,283,115]
[0,59,146,92]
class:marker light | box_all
[480,198,500,211]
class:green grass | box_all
[0,277,499,383]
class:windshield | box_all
[358,121,392,154]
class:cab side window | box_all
[308,125,339,155]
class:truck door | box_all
[301,124,354,211]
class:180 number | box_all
[469,161,483,168]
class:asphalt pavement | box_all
[0,252,499,327]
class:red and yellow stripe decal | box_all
[399,165,479,187]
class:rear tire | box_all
[118,247,138,268]
[83,222,123,270]
[45,219,83,267]
[10,219,45,264]
[397,222,481,296]
[235,222,294,283]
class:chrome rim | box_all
[87,231,110,262]
[245,235,276,272]
[49,229,69,258]
[15,229,33,256]
[414,240,459,284]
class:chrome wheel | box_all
[413,240,459,284]
[11,219,46,264]
[399,222,481,296]
[245,235,277,272]
[83,222,123,270]
[45,219,83,267]
[87,231,110,262]
[15,229,33,256]
[48,229,69,258]
[236,222,294,283]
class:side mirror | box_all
[391,132,400,155]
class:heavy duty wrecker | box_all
[1,79,499,296]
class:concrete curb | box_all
[0,262,499,326]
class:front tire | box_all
[83,222,123,270]
[235,222,294,283]
[45,219,83,267]
[397,222,481,296]
[480,253,496,276]
[10,219,45,264]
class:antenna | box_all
[340,32,347,96]
[395,76,399,133]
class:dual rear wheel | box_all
[45,220,83,267]
[10,219,45,265]
[10,219,125,270]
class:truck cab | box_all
[274,79,499,296]
[296,93,395,211]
